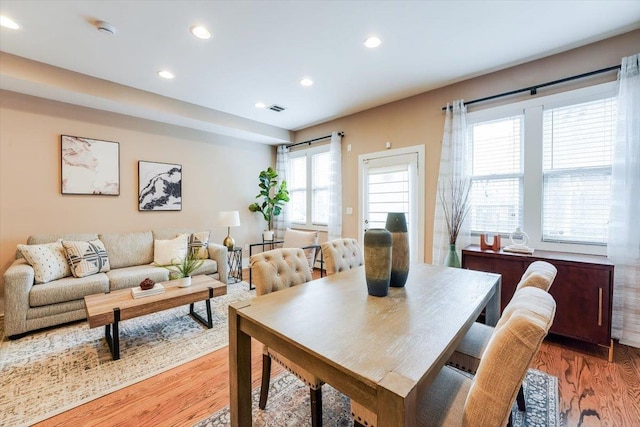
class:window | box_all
[468,115,524,234]
[466,82,617,253]
[289,146,331,228]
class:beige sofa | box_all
[3,229,229,338]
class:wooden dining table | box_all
[229,263,501,427]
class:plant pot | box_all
[176,276,192,288]
[263,230,275,241]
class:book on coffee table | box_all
[131,283,165,299]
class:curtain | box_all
[609,53,640,348]
[274,144,291,240]
[327,131,343,240]
[432,100,471,265]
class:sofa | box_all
[3,228,229,338]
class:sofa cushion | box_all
[154,234,189,265]
[18,241,71,284]
[193,259,217,276]
[99,231,154,269]
[189,231,210,259]
[283,228,318,269]
[153,228,193,241]
[106,265,170,291]
[62,239,111,278]
[29,273,109,307]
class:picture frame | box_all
[138,161,182,211]
[61,135,120,195]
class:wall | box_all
[0,91,274,298]
[293,30,640,263]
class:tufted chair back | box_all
[321,238,364,275]
[250,248,312,296]
[516,260,557,292]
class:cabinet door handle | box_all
[598,287,603,327]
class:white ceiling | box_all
[1,1,639,143]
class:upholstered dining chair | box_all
[448,261,558,375]
[320,238,364,275]
[352,287,557,427]
[250,247,323,427]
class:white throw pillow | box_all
[189,231,210,259]
[18,240,71,284]
[62,239,111,278]
[154,234,188,265]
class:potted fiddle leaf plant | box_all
[248,166,290,241]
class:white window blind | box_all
[468,115,523,234]
[366,164,410,229]
[312,152,330,225]
[542,97,616,244]
[289,156,307,223]
[288,146,331,228]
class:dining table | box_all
[229,263,501,427]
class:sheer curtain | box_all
[274,145,291,240]
[609,53,640,348]
[327,131,343,240]
[432,100,471,265]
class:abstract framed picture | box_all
[61,135,120,195]
[138,161,182,211]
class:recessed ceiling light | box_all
[255,102,266,109]
[157,70,175,79]
[300,78,314,87]
[0,15,20,30]
[96,20,116,35]
[191,25,211,40]
[363,36,381,48]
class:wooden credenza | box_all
[462,244,614,361]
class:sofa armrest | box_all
[208,243,229,284]
[3,258,35,337]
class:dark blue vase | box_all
[363,228,392,297]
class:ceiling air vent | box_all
[268,104,285,112]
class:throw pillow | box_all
[154,234,188,266]
[189,231,210,259]
[62,239,111,278]
[17,241,71,284]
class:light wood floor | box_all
[36,270,640,427]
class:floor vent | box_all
[268,104,285,112]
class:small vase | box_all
[177,276,192,288]
[364,228,392,297]
[444,244,460,268]
[385,212,410,287]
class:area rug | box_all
[195,368,560,427]
[0,282,255,427]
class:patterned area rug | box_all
[195,368,559,427]
[0,282,255,427]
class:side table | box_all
[227,247,242,284]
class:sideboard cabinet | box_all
[461,245,614,361]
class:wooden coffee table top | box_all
[84,275,227,328]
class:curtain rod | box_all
[441,65,621,111]
[286,132,344,149]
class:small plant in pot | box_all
[248,166,290,240]
[155,252,204,287]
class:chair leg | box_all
[259,354,272,410]
[516,383,526,411]
[310,387,322,427]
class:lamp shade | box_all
[219,210,241,227]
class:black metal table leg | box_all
[189,287,214,328]
[105,307,121,360]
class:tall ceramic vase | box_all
[444,244,460,268]
[385,212,409,287]
[364,228,392,297]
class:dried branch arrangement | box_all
[439,177,472,245]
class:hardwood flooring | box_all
[36,269,640,427]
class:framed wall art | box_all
[138,161,182,211]
[61,135,120,195]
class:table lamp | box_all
[219,210,240,250]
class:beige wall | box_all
[0,91,274,296]
[293,30,640,263]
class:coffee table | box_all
[84,275,227,360]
